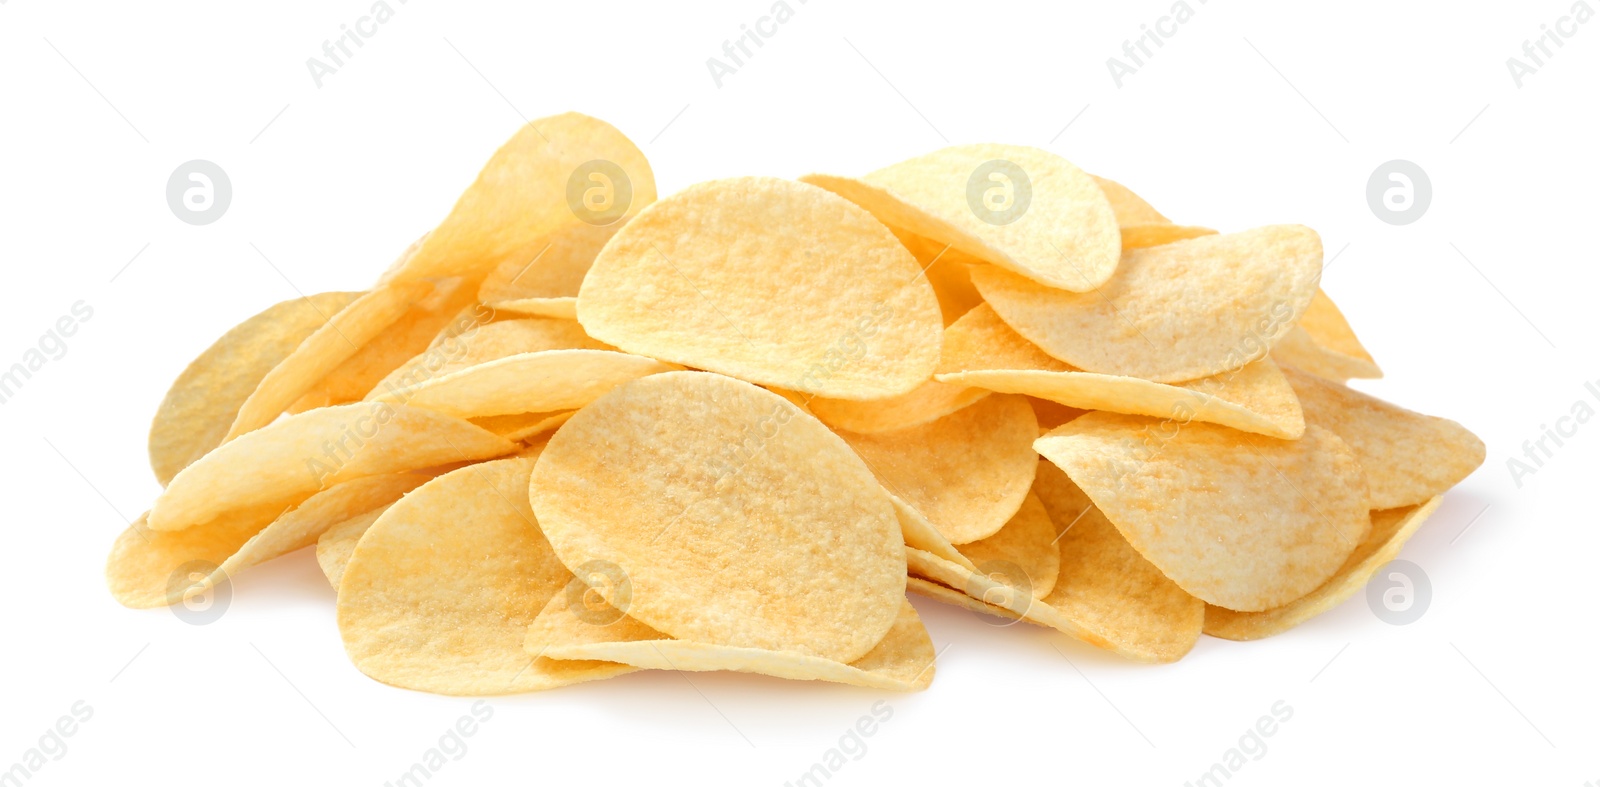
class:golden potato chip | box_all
[478,219,617,304]
[148,291,361,486]
[955,493,1059,599]
[1205,497,1443,640]
[1283,366,1485,509]
[888,228,985,324]
[148,402,515,532]
[530,371,905,663]
[577,177,942,400]
[838,395,1039,545]
[889,492,978,573]
[372,349,679,419]
[1119,224,1219,249]
[315,505,390,589]
[107,473,427,608]
[383,113,655,285]
[484,297,578,320]
[528,596,935,691]
[1090,175,1216,250]
[1035,412,1370,611]
[809,381,989,435]
[338,458,631,694]
[1300,290,1380,377]
[298,278,480,405]
[224,280,432,441]
[905,576,1024,622]
[369,316,609,398]
[971,226,1323,382]
[936,304,1305,439]
[470,411,575,443]
[802,145,1120,292]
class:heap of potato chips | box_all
[107,112,1485,694]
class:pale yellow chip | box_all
[954,492,1059,599]
[808,382,990,435]
[1035,412,1370,612]
[530,371,905,663]
[224,280,433,441]
[838,395,1039,545]
[889,228,986,324]
[299,278,481,406]
[889,492,978,573]
[802,145,1120,292]
[905,575,1025,622]
[107,473,427,608]
[484,297,578,320]
[469,411,575,443]
[935,304,1305,439]
[477,218,619,303]
[148,291,361,486]
[1299,289,1380,377]
[369,316,610,398]
[576,177,942,400]
[527,595,935,691]
[971,226,1323,383]
[1090,175,1216,250]
[383,113,655,285]
[1205,497,1443,640]
[1283,366,1485,509]
[148,402,516,532]
[338,457,632,694]
[316,505,391,589]
[371,349,679,419]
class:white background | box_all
[1,1,1595,784]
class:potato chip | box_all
[1090,175,1216,250]
[107,473,427,608]
[577,177,942,400]
[889,492,978,573]
[809,382,989,435]
[888,228,985,324]
[530,371,905,663]
[971,226,1323,382]
[1283,366,1485,509]
[478,219,617,304]
[316,505,390,589]
[838,394,1039,545]
[1205,497,1443,640]
[955,493,1059,599]
[528,596,935,691]
[224,280,433,441]
[369,316,610,398]
[1029,397,1087,433]
[383,113,655,285]
[906,575,1024,622]
[936,304,1305,439]
[470,411,575,443]
[484,297,578,320]
[372,349,679,419]
[148,402,516,532]
[802,145,1120,292]
[148,291,361,486]
[297,278,481,405]
[338,457,630,694]
[1035,412,1370,611]
[1299,289,1380,377]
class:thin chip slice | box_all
[955,493,1060,599]
[297,278,481,405]
[1284,366,1485,509]
[808,380,990,435]
[889,228,985,324]
[936,304,1305,439]
[1205,497,1443,640]
[531,372,905,663]
[485,297,578,320]
[478,218,618,303]
[1036,412,1370,611]
[528,596,935,691]
[383,113,655,285]
[338,458,631,694]
[838,395,1039,545]
[1090,175,1216,250]
[470,411,576,443]
[372,349,679,419]
[889,492,978,573]
[107,474,428,608]
[369,316,610,398]
[802,145,1120,292]
[972,226,1323,382]
[316,505,390,589]
[1299,289,1380,378]
[906,576,1025,623]
[577,177,942,400]
[224,280,433,441]
[148,291,361,485]
[148,402,516,532]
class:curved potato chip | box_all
[888,228,985,324]
[802,145,1119,292]
[470,411,575,443]
[299,279,481,405]
[372,349,679,419]
[1271,325,1376,382]
[1120,224,1219,249]
[972,226,1323,382]
[485,297,578,320]
[149,402,515,532]
[1283,366,1484,509]
[936,304,1305,439]
[338,458,630,694]
[577,177,942,400]
[224,280,432,441]
[530,371,905,663]
[1089,175,1216,250]
[809,381,990,435]
[384,113,655,284]
[955,492,1059,599]
[906,576,1025,622]
[107,473,427,608]
[370,317,609,398]
[1299,290,1380,377]
[1205,497,1443,640]
[1035,413,1370,611]
[148,291,361,486]
[838,395,1039,545]
[889,492,977,573]
[478,218,618,303]
[316,505,390,589]
[528,596,935,691]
